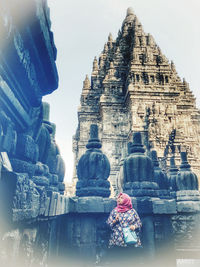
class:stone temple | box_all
[73,7,200,196]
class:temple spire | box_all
[123,7,135,27]
[83,74,90,90]
[108,33,113,42]
[75,7,200,197]
[103,43,108,53]
[92,56,98,72]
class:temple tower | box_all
[73,8,200,196]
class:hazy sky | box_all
[44,0,200,182]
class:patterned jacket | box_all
[107,208,142,247]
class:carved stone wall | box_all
[73,8,200,195]
[0,0,66,222]
[0,2,68,259]
[0,196,197,267]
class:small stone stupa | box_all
[76,124,111,197]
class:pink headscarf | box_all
[115,192,133,213]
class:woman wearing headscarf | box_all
[106,193,142,264]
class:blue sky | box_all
[44,0,200,182]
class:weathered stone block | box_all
[36,185,48,216]
[0,171,40,221]
[153,199,177,214]
[124,189,159,197]
[35,162,49,176]
[55,195,67,215]
[176,190,200,201]
[48,192,59,216]
[76,186,110,197]
[49,174,58,185]
[76,197,104,213]
[15,134,39,163]
[103,198,116,213]
[177,201,200,213]
[124,181,158,190]
[55,194,61,215]
[10,158,36,177]
[63,197,76,213]
[157,189,171,199]
[137,197,153,214]
[44,197,51,217]
[32,176,49,187]
[60,195,65,214]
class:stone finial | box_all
[76,124,111,197]
[123,132,158,197]
[126,7,134,16]
[123,7,135,26]
[176,152,199,190]
[183,78,189,91]
[83,75,90,90]
[180,152,190,169]
[92,57,98,72]
[90,124,98,139]
[103,43,108,53]
[171,61,176,72]
[108,33,113,42]
[99,56,104,68]
[131,132,145,153]
[86,124,102,149]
